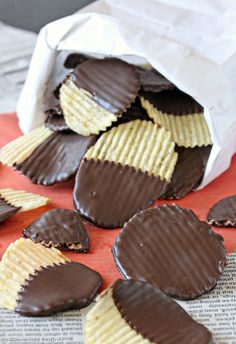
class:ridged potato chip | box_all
[60,78,118,136]
[86,287,148,344]
[85,119,177,181]
[0,238,69,310]
[0,188,50,212]
[86,279,213,344]
[60,58,140,136]
[140,97,212,148]
[0,126,53,166]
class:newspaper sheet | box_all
[179,252,236,344]
[0,306,90,344]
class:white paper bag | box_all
[17,0,236,188]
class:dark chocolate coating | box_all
[64,53,91,69]
[22,208,90,252]
[15,262,102,316]
[73,158,167,228]
[142,89,203,115]
[136,66,175,93]
[14,132,96,186]
[162,146,209,199]
[114,97,151,126]
[112,279,214,344]
[198,145,212,170]
[45,108,70,132]
[45,106,63,117]
[53,83,62,99]
[112,205,227,300]
[72,58,140,115]
[207,195,236,227]
[0,198,20,223]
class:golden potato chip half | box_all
[85,119,177,182]
[86,279,213,344]
[60,58,140,136]
[140,96,212,148]
[0,238,102,316]
[60,79,118,136]
[0,126,53,166]
[0,238,68,310]
[0,188,50,212]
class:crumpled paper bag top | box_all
[17,0,236,187]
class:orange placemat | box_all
[0,113,236,288]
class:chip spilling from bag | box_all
[140,89,212,148]
[60,58,140,136]
[0,126,96,185]
[74,120,178,228]
[162,146,212,199]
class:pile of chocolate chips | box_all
[1,52,235,344]
[46,54,212,202]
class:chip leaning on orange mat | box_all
[0,113,236,288]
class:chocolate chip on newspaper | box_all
[0,198,20,223]
[207,195,236,227]
[45,107,71,132]
[16,262,102,316]
[22,208,90,252]
[136,66,175,93]
[112,205,227,300]
[140,89,212,148]
[13,131,96,185]
[60,58,140,136]
[64,53,91,69]
[0,238,102,316]
[74,159,167,228]
[162,146,210,199]
[86,279,214,344]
